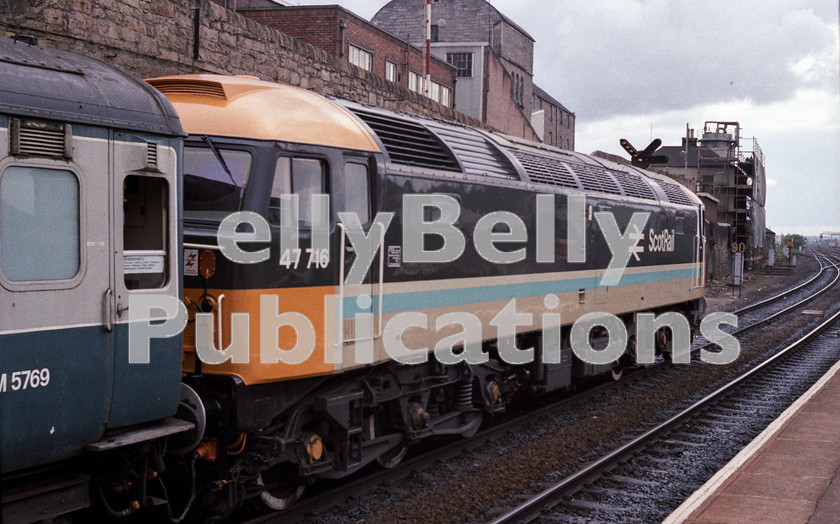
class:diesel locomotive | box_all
[145,74,707,515]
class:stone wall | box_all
[0,0,479,126]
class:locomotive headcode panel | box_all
[0,36,187,522]
[148,73,705,515]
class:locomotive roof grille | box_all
[512,150,579,189]
[659,181,693,205]
[151,80,227,98]
[349,108,461,171]
[569,163,622,196]
[424,122,518,179]
[510,148,663,202]
[609,169,658,200]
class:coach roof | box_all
[0,36,182,135]
[146,74,380,153]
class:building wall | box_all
[372,0,535,118]
[373,0,500,45]
[532,90,575,150]
[431,43,484,120]
[484,48,539,142]
[1,0,474,125]
[239,6,456,97]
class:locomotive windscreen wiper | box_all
[201,135,244,210]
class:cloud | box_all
[516,0,838,120]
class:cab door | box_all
[335,156,379,371]
[106,134,181,428]
[694,205,705,288]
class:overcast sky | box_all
[293,0,839,236]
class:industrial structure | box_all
[644,122,767,279]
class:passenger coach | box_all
[0,36,189,521]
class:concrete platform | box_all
[665,358,840,524]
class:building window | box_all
[439,85,452,107]
[349,44,372,72]
[430,81,440,102]
[385,60,398,83]
[431,25,439,43]
[446,52,473,77]
[1,166,79,281]
[409,70,422,93]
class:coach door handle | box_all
[104,288,113,332]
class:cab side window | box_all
[344,162,370,225]
[269,157,327,226]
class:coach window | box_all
[123,175,169,289]
[344,162,370,225]
[183,146,251,220]
[268,157,327,226]
[0,166,79,281]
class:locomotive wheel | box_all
[255,464,305,512]
[610,366,624,381]
[375,442,408,469]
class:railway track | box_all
[241,251,836,523]
[490,250,840,523]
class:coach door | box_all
[107,135,181,428]
[0,124,113,471]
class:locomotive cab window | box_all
[344,162,370,225]
[183,146,251,220]
[123,175,169,289]
[269,157,327,227]
[0,166,79,282]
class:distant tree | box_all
[781,233,807,251]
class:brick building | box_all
[372,0,575,149]
[238,4,456,107]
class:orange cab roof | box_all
[146,74,380,152]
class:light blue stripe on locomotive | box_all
[343,266,697,317]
